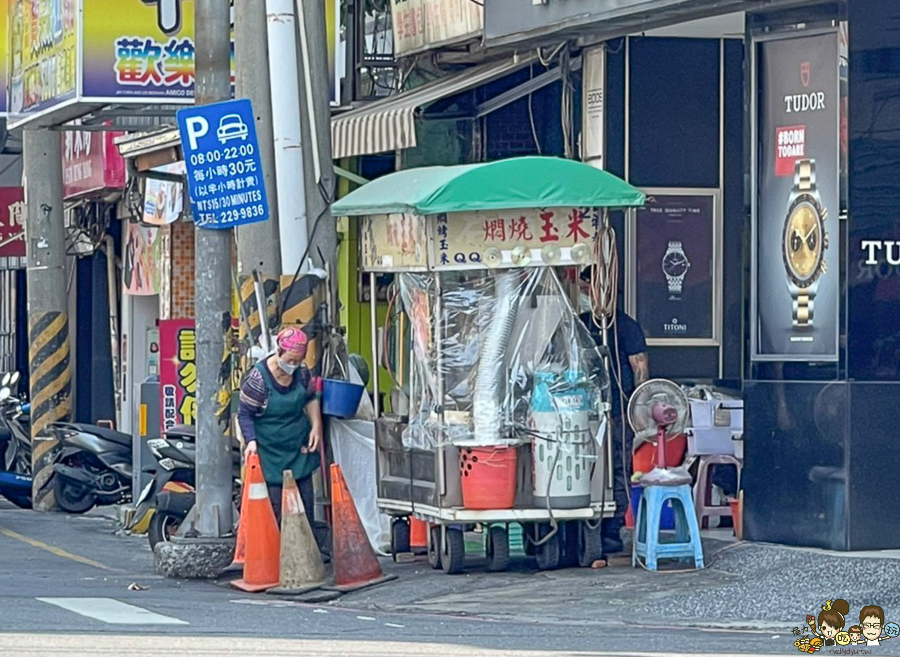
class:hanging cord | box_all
[589,211,630,546]
[560,47,574,160]
[527,63,542,155]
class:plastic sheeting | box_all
[397,268,610,454]
[329,418,391,552]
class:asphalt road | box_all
[0,500,890,656]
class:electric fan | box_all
[627,379,691,484]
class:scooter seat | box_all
[63,423,132,447]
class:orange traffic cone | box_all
[231,458,281,592]
[324,464,397,593]
[268,470,327,595]
[229,453,256,568]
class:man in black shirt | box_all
[580,308,649,555]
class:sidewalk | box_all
[338,529,900,632]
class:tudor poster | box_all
[754,32,839,361]
[634,192,716,343]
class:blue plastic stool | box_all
[633,483,704,571]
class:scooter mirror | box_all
[0,373,9,387]
[0,388,10,402]
[9,372,20,387]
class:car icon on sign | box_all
[217,114,249,144]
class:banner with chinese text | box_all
[8,0,78,121]
[63,129,126,199]
[0,188,25,258]
[430,207,598,270]
[391,0,483,57]
[159,318,196,433]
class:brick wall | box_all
[486,98,541,160]
[169,220,195,319]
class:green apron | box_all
[253,362,318,485]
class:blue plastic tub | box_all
[322,378,365,418]
[631,483,675,531]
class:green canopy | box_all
[330,156,645,217]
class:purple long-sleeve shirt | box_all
[237,363,316,444]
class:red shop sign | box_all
[0,187,26,258]
[62,130,127,200]
[159,319,197,434]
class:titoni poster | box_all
[755,32,839,361]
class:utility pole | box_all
[296,0,337,274]
[23,130,71,512]
[267,0,308,277]
[192,0,234,540]
[235,0,281,279]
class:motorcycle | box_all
[131,424,242,549]
[48,421,133,514]
[0,372,32,509]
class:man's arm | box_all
[629,352,649,386]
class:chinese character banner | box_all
[159,318,196,433]
[82,0,200,100]
[8,0,78,118]
[0,187,26,258]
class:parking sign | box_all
[176,99,269,229]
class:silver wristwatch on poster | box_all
[662,240,691,298]
[782,158,829,328]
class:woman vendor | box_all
[237,327,323,524]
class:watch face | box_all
[663,251,689,277]
[783,200,825,285]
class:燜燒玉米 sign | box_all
[177,99,269,229]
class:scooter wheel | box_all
[53,476,95,514]
[148,511,183,550]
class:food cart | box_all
[331,157,645,573]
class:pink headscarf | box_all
[276,327,308,354]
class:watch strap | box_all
[793,291,815,327]
[793,159,816,193]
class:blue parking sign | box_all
[176,99,269,229]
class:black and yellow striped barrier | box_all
[238,274,280,349]
[280,274,326,376]
[28,310,72,512]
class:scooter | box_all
[130,423,197,548]
[0,372,32,509]
[133,424,242,549]
[48,421,133,514]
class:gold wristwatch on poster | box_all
[782,158,829,327]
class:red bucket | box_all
[459,446,517,510]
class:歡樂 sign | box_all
[159,318,196,433]
[176,98,269,229]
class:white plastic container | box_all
[687,427,737,456]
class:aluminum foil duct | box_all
[472,271,522,445]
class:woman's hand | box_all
[245,441,258,456]
[304,423,323,454]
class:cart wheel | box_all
[523,524,536,556]
[560,521,579,568]
[427,526,442,570]
[535,524,561,571]
[441,527,465,575]
[486,525,510,572]
[391,518,411,558]
[577,521,604,568]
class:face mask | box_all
[578,292,592,315]
[277,358,298,376]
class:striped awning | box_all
[331,55,533,160]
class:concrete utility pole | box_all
[267,0,308,277]
[23,130,71,512]
[235,0,281,278]
[296,0,337,274]
[193,0,234,539]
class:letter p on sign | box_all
[184,117,209,151]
